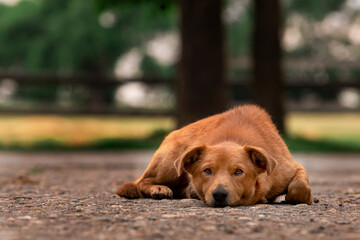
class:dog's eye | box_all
[203,168,212,175]
[234,169,243,175]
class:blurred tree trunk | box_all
[252,0,285,134]
[177,0,227,128]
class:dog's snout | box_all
[212,187,228,203]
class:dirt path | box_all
[0,152,359,240]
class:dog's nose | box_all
[212,187,228,203]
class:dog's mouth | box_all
[213,202,228,208]
[206,200,230,208]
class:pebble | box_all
[253,226,262,233]
[329,208,337,213]
[201,225,217,231]
[294,204,308,207]
[336,221,350,225]
[150,233,164,239]
[161,214,178,218]
[17,216,32,220]
[237,217,252,221]
[310,226,325,234]
[246,222,258,227]
[49,214,58,219]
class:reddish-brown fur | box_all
[116,105,313,206]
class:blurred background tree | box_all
[0,0,359,151]
[0,0,176,74]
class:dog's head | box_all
[175,143,277,207]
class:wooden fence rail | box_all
[0,73,359,115]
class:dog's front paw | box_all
[149,185,173,199]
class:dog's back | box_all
[169,105,291,163]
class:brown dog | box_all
[117,105,313,207]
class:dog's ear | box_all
[244,146,277,175]
[174,145,206,176]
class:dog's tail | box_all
[116,182,141,199]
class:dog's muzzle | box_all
[212,187,229,207]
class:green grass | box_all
[1,130,359,153]
[0,129,168,151]
[0,113,358,152]
[285,136,360,153]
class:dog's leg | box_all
[116,182,141,199]
[138,182,174,199]
[117,140,188,200]
[285,165,313,205]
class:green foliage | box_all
[0,1,42,69]
[0,0,176,74]
[287,0,346,20]
[15,84,58,102]
[96,0,167,9]
[227,8,253,58]
[141,55,175,78]
[0,0,352,76]
[95,0,175,15]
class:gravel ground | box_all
[0,152,359,240]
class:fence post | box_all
[252,0,285,134]
[177,0,227,128]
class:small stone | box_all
[246,222,258,227]
[329,208,337,213]
[180,199,196,202]
[17,216,32,220]
[313,198,319,203]
[224,227,235,234]
[49,214,58,219]
[93,217,113,223]
[150,233,164,239]
[345,188,355,194]
[310,226,325,234]
[336,220,350,225]
[253,226,262,233]
[201,225,217,231]
[252,204,267,208]
[161,214,177,218]
[237,217,252,221]
[294,204,308,207]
